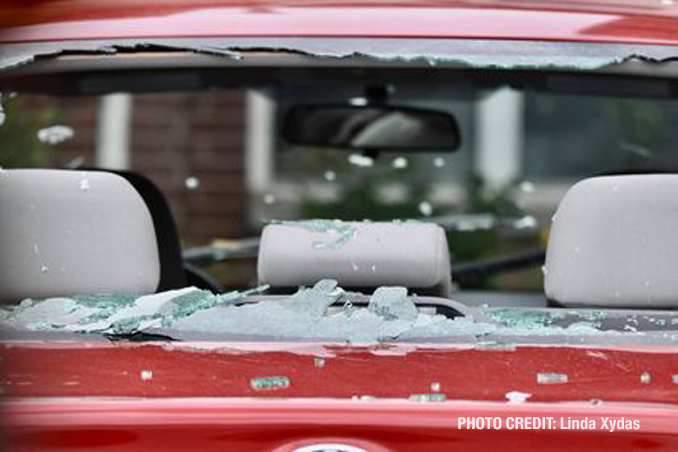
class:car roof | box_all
[2,0,678,45]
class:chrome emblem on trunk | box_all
[292,444,368,452]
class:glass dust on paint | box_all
[476,341,517,351]
[409,393,447,402]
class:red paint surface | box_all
[2,398,677,451]
[1,342,677,402]
[1,342,677,450]
[2,0,678,45]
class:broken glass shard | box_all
[250,376,290,390]
[368,287,417,322]
[5,297,97,329]
[274,219,357,250]
[537,373,569,384]
[341,300,356,317]
[2,278,658,341]
[505,391,531,403]
[278,279,340,318]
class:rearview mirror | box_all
[282,104,461,152]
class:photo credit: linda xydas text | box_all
[457,417,640,431]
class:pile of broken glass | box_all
[0,280,624,342]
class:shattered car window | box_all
[3,281,677,344]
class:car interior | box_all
[1,167,678,343]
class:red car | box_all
[1,1,678,451]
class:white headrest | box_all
[258,221,452,296]
[545,175,678,308]
[0,169,161,302]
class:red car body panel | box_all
[1,342,678,450]
[3,398,678,451]
[1,0,678,45]
[2,1,678,449]
[1,342,677,403]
